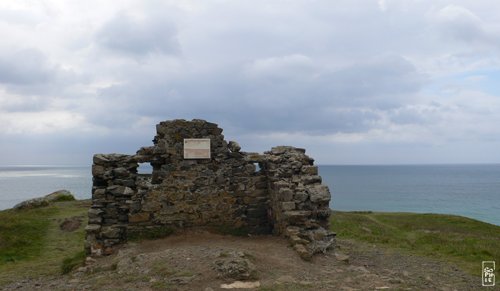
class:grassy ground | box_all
[330,211,500,277]
[1,202,499,286]
[0,200,90,285]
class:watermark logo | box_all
[482,261,495,287]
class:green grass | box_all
[0,207,56,263]
[0,200,90,285]
[331,211,500,276]
[2,200,498,286]
[61,250,86,274]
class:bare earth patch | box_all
[3,230,480,290]
[59,216,82,232]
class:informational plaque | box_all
[183,138,211,159]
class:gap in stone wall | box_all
[253,162,261,173]
[137,162,153,175]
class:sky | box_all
[1,0,500,165]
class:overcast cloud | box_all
[1,0,500,165]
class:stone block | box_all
[93,154,110,165]
[90,199,106,208]
[272,181,289,191]
[283,210,311,224]
[85,224,101,233]
[103,218,118,225]
[301,165,318,175]
[281,202,296,211]
[228,141,241,152]
[129,201,142,213]
[92,177,107,187]
[92,188,106,199]
[92,165,106,177]
[285,226,301,236]
[294,191,308,202]
[115,179,136,187]
[129,212,150,223]
[302,175,322,185]
[290,234,309,245]
[293,243,312,260]
[103,238,122,246]
[244,163,256,174]
[243,152,266,163]
[278,188,294,202]
[108,186,134,196]
[316,208,331,219]
[270,146,287,155]
[89,217,102,224]
[101,226,122,239]
[308,185,330,203]
[88,208,103,218]
[303,219,321,229]
[113,167,129,178]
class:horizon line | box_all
[2,162,500,167]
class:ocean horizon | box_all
[0,164,499,226]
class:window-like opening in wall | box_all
[138,163,153,175]
[254,162,260,173]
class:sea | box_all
[0,164,499,226]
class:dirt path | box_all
[3,230,481,290]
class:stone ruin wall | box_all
[85,119,335,260]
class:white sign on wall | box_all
[183,139,211,159]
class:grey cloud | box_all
[96,12,179,56]
[435,5,495,45]
[319,56,425,104]
[87,54,421,135]
[2,1,500,165]
[0,48,78,109]
[0,8,45,26]
[0,49,55,85]
[387,104,443,125]
[0,96,47,112]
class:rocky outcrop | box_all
[86,119,334,259]
[213,251,256,280]
[13,190,75,210]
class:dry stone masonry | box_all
[86,119,335,260]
